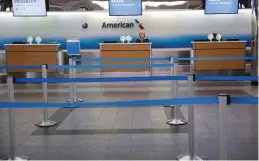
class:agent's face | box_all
[139,33,145,39]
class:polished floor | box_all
[0,70,257,160]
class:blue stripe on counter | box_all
[0,34,251,50]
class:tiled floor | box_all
[0,70,257,160]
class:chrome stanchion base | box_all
[164,104,187,125]
[35,120,57,127]
[76,98,83,102]
[177,154,207,161]
[166,118,187,125]
[2,156,29,161]
[66,99,84,103]
[164,104,177,107]
[64,99,84,108]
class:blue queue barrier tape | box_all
[73,57,170,62]
[175,56,259,61]
[0,65,42,70]
[48,63,173,69]
[231,97,258,104]
[0,63,173,70]
[15,76,188,83]
[196,76,258,81]
[0,97,219,108]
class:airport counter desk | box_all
[4,44,62,73]
[100,43,152,72]
[191,41,247,70]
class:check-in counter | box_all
[191,41,246,70]
[100,43,152,72]
[5,44,62,73]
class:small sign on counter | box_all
[67,39,81,56]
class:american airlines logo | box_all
[13,0,36,3]
[82,19,144,29]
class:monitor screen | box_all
[109,0,142,16]
[205,0,238,14]
[12,0,47,17]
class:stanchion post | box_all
[35,65,57,127]
[164,57,187,125]
[72,59,83,102]
[177,74,206,161]
[65,58,82,108]
[218,94,229,160]
[65,58,78,107]
[69,58,74,102]
[149,54,153,76]
[3,76,28,160]
[99,51,102,77]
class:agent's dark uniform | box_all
[136,38,150,43]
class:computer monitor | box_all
[205,0,238,14]
[109,0,142,16]
[12,0,47,17]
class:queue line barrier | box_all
[0,65,42,70]
[0,97,219,108]
[72,56,259,62]
[49,63,173,69]
[230,97,258,104]
[175,56,259,61]
[1,56,257,70]
[15,76,188,83]
[1,57,258,128]
[14,75,259,83]
[72,57,170,62]
[14,69,258,128]
[2,75,258,161]
[0,56,257,71]
[1,56,258,161]
[0,63,173,70]
[196,76,258,81]
[0,96,257,108]
[1,56,257,127]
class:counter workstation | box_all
[4,44,63,73]
[1,41,250,76]
[191,41,247,71]
[100,43,152,72]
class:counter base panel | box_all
[7,52,57,73]
[101,50,150,72]
[194,42,246,49]
[101,44,151,51]
[5,45,59,52]
[195,49,245,70]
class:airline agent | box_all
[136,31,150,43]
